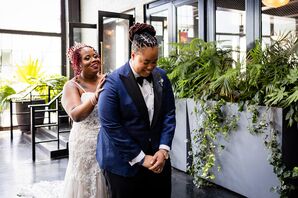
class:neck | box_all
[80,73,98,82]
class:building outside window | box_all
[177,3,198,43]
[0,0,63,82]
[261,0,298,46]
[0,0,64,127]
[151,10,169,58]
[216,0,246,63]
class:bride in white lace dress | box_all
[17,43,108,198]
[60,43,108,198]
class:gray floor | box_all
[0,130,245,198]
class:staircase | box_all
[9,85,71,161]
[28,92,71,161]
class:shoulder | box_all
[63,79,77,89]
[106,62,129,81]
[155,67,166,76]
[154,67,168,80]
[62,79,81,94]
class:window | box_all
[0,0,61,32]
[216,0,246,62]
[151,10,169,57]
[177,3,198,43]
[0,0,65,79]
[262,0,298,46]
[0,34,61,81]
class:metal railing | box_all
[29,91,71,161]
[9,84,51,140]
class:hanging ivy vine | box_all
[158,35,298,196]
[188,99,239,187]
[247,107,298,197]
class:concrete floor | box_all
[0,130,245,198]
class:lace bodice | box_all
[71,92,100,132]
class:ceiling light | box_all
[262,0,290,8]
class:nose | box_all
[148,62,157,69]
[92,56,100,62]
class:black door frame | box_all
[98,11,134,60]
[68,22,97,77]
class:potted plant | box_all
[0,58,67,132]
[158,35,298,197]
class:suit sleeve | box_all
[159,71,176,148]
[98,76,142,162]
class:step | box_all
[22,128,70,159]
[38,127,70,148]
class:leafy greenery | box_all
[188,99,239,187]
[0,58,67,111]
[159,36,298,196]
[158,38,237,101]
[250,108,296,197]
[0,84,16,112]
[16,58,45,85]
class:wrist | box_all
[139,157,145,166]
[89,93,98,106]
[160,149,169,160]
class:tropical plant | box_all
[159,35,298,196]
[0,83,16,112]
[159,38,239,187]
[0,58,67,111]
[158,38,238,101]
[16,58,44,85]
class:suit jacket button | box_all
[149,138,151,142]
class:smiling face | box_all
[131,46,158,77]
[80,46,100,75]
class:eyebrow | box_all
[144,58,158,62]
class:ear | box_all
[131,50,136,60]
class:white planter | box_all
[186,99,281,198]
[170,99,188,172]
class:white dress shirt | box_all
[128,60,169,166]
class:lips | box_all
[91,63,99,69]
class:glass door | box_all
[69,22,97,77]
[98,11,134,73]
[146,3,172,58]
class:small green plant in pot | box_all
[0,83,16,112]
[1,57,67,132]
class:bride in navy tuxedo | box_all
[96,22,176,198]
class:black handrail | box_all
[9,84,50,140]
[29,91,71,161]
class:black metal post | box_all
[56,99,60,150]
[48,85,51,128]
[30,106,36,161]
[10,100,13,140]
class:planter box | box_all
[185,99,298,198]
[170,99,188,172]
[15,99,45,133]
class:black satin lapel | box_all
[151,72,163,128]
[120,72,150,126]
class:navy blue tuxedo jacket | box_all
[96,62,176,177]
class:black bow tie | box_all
[136,74,153,86]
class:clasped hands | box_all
[142,149,169,174]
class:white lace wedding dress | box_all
[17,92,108,198]
[63,92,108,198]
